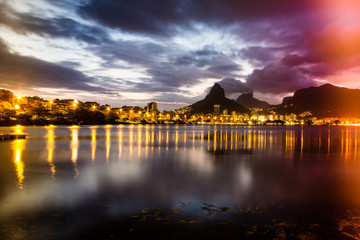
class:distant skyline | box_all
[1,0,360,110]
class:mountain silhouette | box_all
[190,83,249,114]
[275,84,360,118]
[235,93,271,109]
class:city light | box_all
[0,89,355,126]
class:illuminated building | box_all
[147,102,157,112]
[214,104,220,114]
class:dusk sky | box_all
[1,0,360,110]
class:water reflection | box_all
[105,125,111,163]
[91,126,97,162]
[46,126,56,178]
[118,126,123,160]
[11,139,25,189]
[70,126,79,178]
[4,126,360,225]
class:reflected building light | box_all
[285,131,295,150]
[175,131,179,151]
[151,129,154,152]
[269,131,273,152]
[105,126,111,163]
[91,126,97,162]
[214,131,217,152]
[201,131,204,150]
[145,129,150,158]
[243,132,247,150]
[193,131,195,150]
[129,128,133,158]
[301,129,304,159]
[264,131,267,151]
[345,129,349,160]
[219,131,223,151]
[165,130,169,149]
[248,131,252,150]
[207,131,210,151]
[12,139,25,189]
[13,124,24,134]
[118,128,123,161]
[355,129,358,158]
[158,130,161,152]
[235,131,238,151]
[184,131,187,150]
[138,129,142,158]
[224,131,228,151]
[70,126,79,179]
[47,126,56,178]
[285,131,295,158]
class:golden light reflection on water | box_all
[105,125,112,163]
[129,127,133,158]
[46,126,56,178]
[12,125,24,134]
[91,126,97,162]
[11,139,25,189]
[10,125,360,186]
[70,126,79,178]
[118,126,123,160]
[138,126,142,158]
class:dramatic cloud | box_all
[217,78,253,97]
[1,0,360,108]
[0,38,105,92]
[0,2,110,44]
[78,0,315,37]
[246,64,318,94]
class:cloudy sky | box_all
[1,0,360,110]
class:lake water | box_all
[1,125,360,239]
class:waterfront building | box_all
[147,102,157,112]
[214,105,220,114]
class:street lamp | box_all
[14,104,20,110]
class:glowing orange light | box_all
[14,104,20,110]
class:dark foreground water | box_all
[1,125,360,239]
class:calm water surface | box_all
[1,125,360,239]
